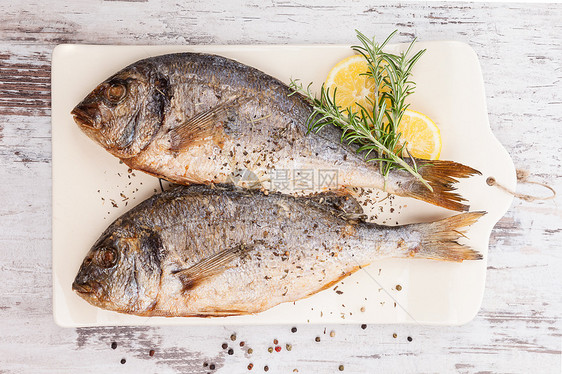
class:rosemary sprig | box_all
[289,30,429,190]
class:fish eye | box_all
[94,247,119,268]
[106,83,127,104]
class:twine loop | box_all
[486,169,556,202]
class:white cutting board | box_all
[52,42,515,327]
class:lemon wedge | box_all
[325,55,442,160]
[324,55,377,113]
[397,109,442,160]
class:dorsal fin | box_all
[305,191,366,223]
[168,97,243,151]
[173,243,251,292]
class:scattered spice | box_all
[315,336,321,342]
[230,334,237,341]
[247,363,253,370]
[149,349,155,357]
[111,342,117,350]
[273,339,278,345]
[275,346,281,352]
[361,324,367,330]
[227,348,234,355]
[240,341,245,347]
[360,306,366,313]
[210,364,216,370]
[396,284,402,291]
[393,333,397,338]
[268,347,273,353]
[247,348,253,354]
[203,363,208,367]
[339,364,345,371]
[222,343,228,349]
[120,358,126,364]
[286,344,292,351]
[330,331,335,337]
[264,365,269,372]
[407,336,413,342]
[291,327,297,333]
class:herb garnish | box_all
[289,30,430,190]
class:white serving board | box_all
[52,42,515,327]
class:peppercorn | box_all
[315,336,320,342]
[291,327,297,333]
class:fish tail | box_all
[401,159,481,212]
[411,211,486,262]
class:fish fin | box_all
[314,266,361,293]
[306,191,367,222]
[173,244,250,291]
[401,159,481,212]
[411,211,486,262]
[168,97,241,151]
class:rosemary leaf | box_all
[289,30,430,190]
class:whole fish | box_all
[71,53,479,211]
[72,185,484,317]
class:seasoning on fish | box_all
[72,184,484,317]
[71,53,480,212]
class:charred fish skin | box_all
[72,185,484,317]
[72,53,480,212]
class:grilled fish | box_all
[71,53,480,211]
[72,184,484,317]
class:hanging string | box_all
[486,169,556,202]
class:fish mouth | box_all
[72,280,99,295]
[71,107,96,129]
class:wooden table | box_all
[1,1,560,373]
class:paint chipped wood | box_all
[0,1,560,373]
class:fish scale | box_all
[72,52,480,211]
[73,185,483,317]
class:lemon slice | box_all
[396,109,442,160]
[324,55,376,113]
[325,55,442,160]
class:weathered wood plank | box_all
[0,1,560,373]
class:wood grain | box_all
[0,1,561,373]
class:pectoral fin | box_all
[173,243,250,292]
[168,97,242,151]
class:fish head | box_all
[71,63,169,159]
[72,224,163,314]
